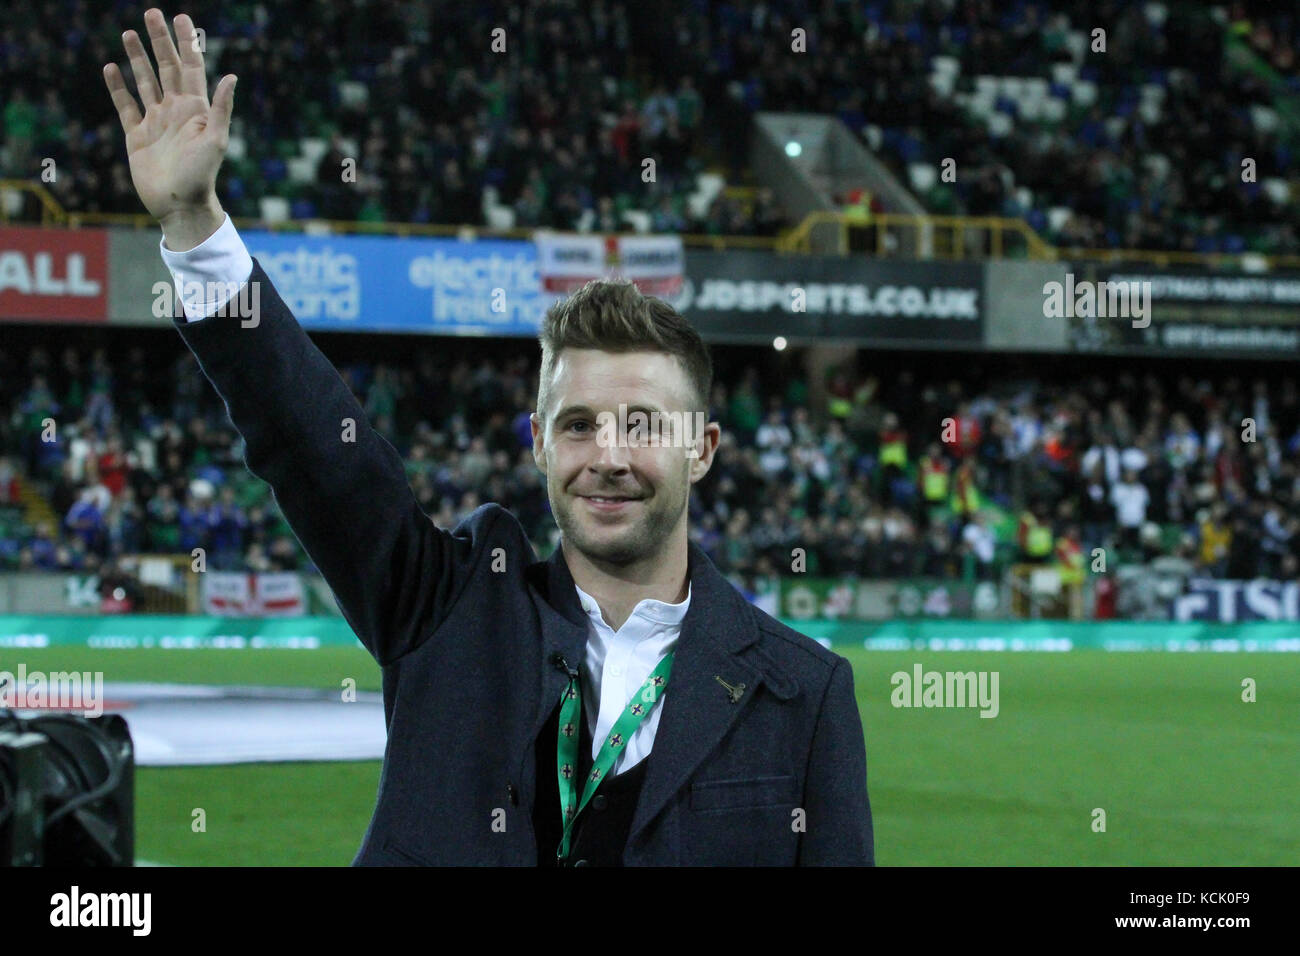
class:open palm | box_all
[102,8,235,223]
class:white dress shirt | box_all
[574,581,691,776]
[159,213,252,321]
[159,218,694,776]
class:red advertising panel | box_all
[0,226,108,322]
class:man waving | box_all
[103,8,873,866]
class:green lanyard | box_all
[555,651,674,862]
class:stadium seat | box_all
[259,196,291,224]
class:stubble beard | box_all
[554,483,683,567]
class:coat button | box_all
[506,783,518,806]
[590,795,608,811]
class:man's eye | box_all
[568,421,590,433]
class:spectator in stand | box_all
[1055,524,1085,588]
[755,408,793,479]
[1198,502,1232,576]
[1079,463,1113,554]
[1111,469,1150,554]
[1015,502,1049,564]
[146,483,181,552]
[20,522,60,571]
[917,442,950,523]
[104,487,143,557]
[207,485,250,571]
[961,511,997,582]
[944,402,982,459]
[0,456,20,506]
[950,458,982,521]
[64,486,107,556]
[876,412,908,506]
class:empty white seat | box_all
[1251,105,1279,133]
[908,163,937,193]
[1047,206,1073,234]
[1022,78,1049,101]
[1051,63,1079,86]
[287,156,316,184]
[1041,98,1067,123]
[1072,80,1098,107]
[622,209,651,233]
[1,187,23,217]
[337,80,369,108]
[929,72,955,97]
[1139,101,1163,124]
[484,204,516,229]
[259,196,291,223]
[299,137,329,164]
[986,112,1013,137]
[930,54,961,78]
[1263,178,1290,204]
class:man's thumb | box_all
[212,74,237,134]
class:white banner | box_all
[534,232,683,305]
[202,573,305,617]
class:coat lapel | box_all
[526,537,776,851]
[525,542,591,743]
[625,542,764,847]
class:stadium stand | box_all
[5,0,1298,254]
[0,0,788,236]
[3,328,1298,597]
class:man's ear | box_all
[688,421,722,484]
[530,412,546,472]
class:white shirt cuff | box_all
[159,213,255,322]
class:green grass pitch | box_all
[10,646,1299,865]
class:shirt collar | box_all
[572,580,692,629]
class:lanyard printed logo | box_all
[554,652,673,862]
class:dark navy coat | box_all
[175,258,874,865]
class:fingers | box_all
[122,29,162,107]
[144,8,184,97]
[102,63,143,132]
[210,74,238,145]
[173,13,208,98]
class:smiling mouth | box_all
[581,495,641,509]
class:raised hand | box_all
[102,8,237,250]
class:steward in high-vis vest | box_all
[918,446,950,507]
[1055,531,1084,586]
[1018,510,1054,562]
[950,460,981,518]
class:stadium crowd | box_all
[3,335,1298,595]
[3,1,1297,253]
[1,0,785,237]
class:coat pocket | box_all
[379,838,436,866]
[689,774,797,812]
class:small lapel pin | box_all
[715,675,746,704]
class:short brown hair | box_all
[537,278,712,421]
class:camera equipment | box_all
[0,707,134,867]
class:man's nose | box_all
[591,428,633,472]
